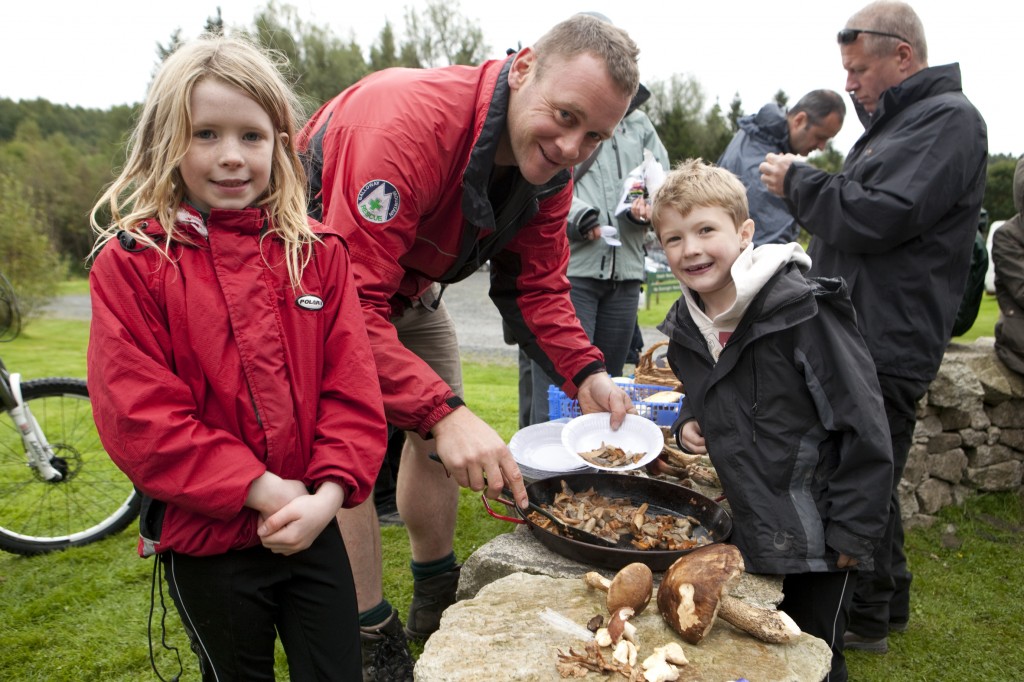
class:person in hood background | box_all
[518,76,670,425]
[716,89,846,246]
[993,155,1024,375]
[651,158,893,682]
[759,0,988,655]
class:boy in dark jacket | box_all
[650,158,893,682]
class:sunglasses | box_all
[837,28,910,44]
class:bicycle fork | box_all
[6,372,64,481]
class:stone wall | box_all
[901,337,1024,530]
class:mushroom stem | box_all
[717,595,801,644]
[583,572,612,592]
[662,447,705,468]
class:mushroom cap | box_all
[608,562,654,615]
[656,543,744,644]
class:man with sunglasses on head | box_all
[759,0,987,656]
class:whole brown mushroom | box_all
[583,562,654,615]
[656,543,801,645]
[584,562,653,645]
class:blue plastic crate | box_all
[547,382,684,427]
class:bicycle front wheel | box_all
[0,378,140,555]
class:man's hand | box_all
[678,420,707,454]
[576,372,635,429]
[837,553,860,569]
[759,152,799,197]
[578,210,602,241]
[430,407,528,509]
[628,196,651,224]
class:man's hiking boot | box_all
[404,565,461,641]
[361,609,415,682]
[376,508,404,527]
[843,630,889,654]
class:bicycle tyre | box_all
[0,377,140,555]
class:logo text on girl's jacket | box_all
[296,295,324,311]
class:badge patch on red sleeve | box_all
[356,180,401,223]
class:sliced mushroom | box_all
[605,606,636,645]
[641,645,683,682]
[654,642,688,666]
[611,638,638,667]
[656,543,801,645]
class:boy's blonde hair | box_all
[90,34,315,286]
[652,158,750,231]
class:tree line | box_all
[0,1,1017,321]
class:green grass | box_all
[0,320,519,681]
[846,493,1024,680]
[55,278,90,296]
[637,289,676,328]
[1,318,92,378]
[1,307,1020,681]
[954,293,999,342]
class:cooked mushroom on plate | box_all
[577,442,645,468]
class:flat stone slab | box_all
[416,527,831,681]
[416,572,831,682]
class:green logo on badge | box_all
[356,180,400,223]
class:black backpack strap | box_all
[573,142,603,184]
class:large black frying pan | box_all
[487,472,732,571]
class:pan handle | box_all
[480,492,526,524]
[434,450,525,524]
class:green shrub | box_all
[0,172,65,324]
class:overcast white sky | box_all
[2,0,1020,156]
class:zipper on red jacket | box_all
[247,381,262,427]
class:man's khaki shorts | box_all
[391,284,464,399]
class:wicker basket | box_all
[633,340,684,392]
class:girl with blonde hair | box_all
[87,34,386,681]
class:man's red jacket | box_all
[299,57,606,437]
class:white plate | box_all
[561,413,665,471]
[509,421,590,474]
